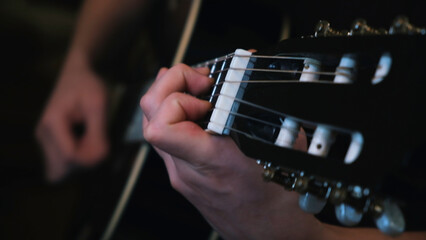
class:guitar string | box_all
[196,55,351,89]
[209,106,311,138]
[205,65,349,87]
[207,119,281,146]
[234,54,308,60]
[193,54,235,67]
[201,58,349,121]
[206,69,349,89]
[197,54,353,140]
[206,119,311,149]
[205,93,288,119]
[203,92,353,136]
[203,93,315,136]
[193,53,310,67]
[212,79,344,86]
[211,67,345,77]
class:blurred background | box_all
[0,0,212,239]
[1,0,83,238]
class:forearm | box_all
[66,0,149,65]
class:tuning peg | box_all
[299,192,327,214]
[315,20,348,37]
[373,199,406,236]
[308,125,336,156]
[349,19,388,35]
[295,177,328,214]
[262,167,297,191]
[335,203,363,226]
[389,16,426,35]
[334,54,357,84]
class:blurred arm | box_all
[37,0,149,182]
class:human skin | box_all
[140,64,426,240]
[36,0,148,181]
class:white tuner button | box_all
[375,199,405,236]
[335,203,363,226]
[298,192,327,214]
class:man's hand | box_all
[140,64,323,240]
[36,57,109,182]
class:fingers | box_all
[295,127,308,151]
[141,64,235,191]
[36,113,76,181]
[140,64,212,120]
[143,92,212,160]
[156,67,169,80]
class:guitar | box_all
[79,4,426,239]
[68,1,292,239]
[195,18,426,236]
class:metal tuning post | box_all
[259,159,406,236]
[389,15,426,35]
[349,19,388,35]
[335,203,364,226]
[372,198,406,236]
[296,175,330,214]
[315,20,348,37]
[315,17,425,38]
[333,185,367,226]
[334,54,357,84]
[261,165,296,191]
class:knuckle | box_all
[171,63,190,78]
[159,93,181,111]
[143,121,162,145]
[172,63,189,71]
[139,94,152,111]
[167,92,183,102]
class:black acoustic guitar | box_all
[71,1,426,239]
[196,18,426,236]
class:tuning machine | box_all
[332,185,367,226]
[349,19,388,35]
[389,15,426,35]
[259,162,406,236]
[314,19,388,37]
[314,17,425,37]
[314,20,348,37]
[371,198,406,236]
[260,160,296,191]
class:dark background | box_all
[1,1,83,239]
[0,0,213,239]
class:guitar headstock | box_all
[197,17,426,236]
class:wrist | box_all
[62,47,94,73]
